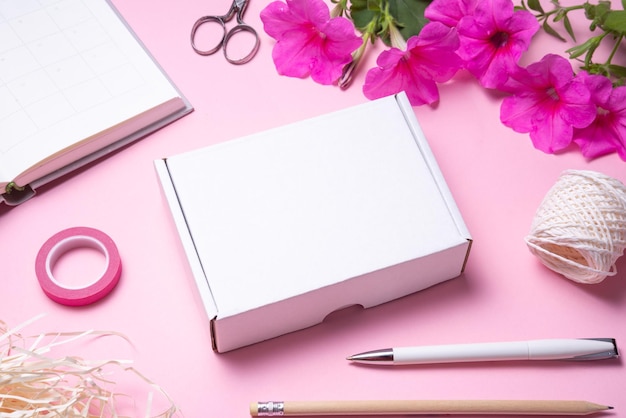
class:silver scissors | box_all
[191,0,260,65]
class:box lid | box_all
[156,92,471,351]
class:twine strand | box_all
[525,170,626,284]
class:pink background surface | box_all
[2,0,626,416]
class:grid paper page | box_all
[0,0,181,183]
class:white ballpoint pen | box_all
[347,338,619,365]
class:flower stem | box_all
[545,4,585,18]
[330,0,349,18]
[606,33,623,66]
[605,33,625,85]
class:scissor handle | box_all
[190,15,260,64]
[191,16,226,56]
[222,24,260,65]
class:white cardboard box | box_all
[155,93,472,353]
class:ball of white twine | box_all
[525,169,626,284]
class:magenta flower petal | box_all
[575,122,623,159]
[500,54,596,154]
[412,22,462,82]
[271,31,322,79]
[499,94,536,133]
[362,53,404,101]
[363,23,461,106]
[573,73,626,160]
[558,80,600,128]
[261,0,362,85]
[425,0,479,27]
[457,0,539,89]
[529,104,576,152]
[261,0,330,40]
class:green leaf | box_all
[553,8,566,22]
[584,1,613,28]
[527,0,544,14]
[607,64,626,78]
[351,0,432,45]
[583,2,595,20]
[563,15,576,41]
[367,0,383,12]
[565,36,600,59]
[588,64,626,86]
[388,0,432,41]
[603,10,626,34]
[350,0,380,32]
[542,20,567,41]
[593,0,611,26]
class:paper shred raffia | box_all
[0,316,179,417]
[525,170,626,284]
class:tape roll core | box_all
[36,227,122,306]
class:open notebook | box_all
[0,0,192,205]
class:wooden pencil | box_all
[250,399,613,416]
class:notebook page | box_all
[0,0,182,184]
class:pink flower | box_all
[362,22,462,106]
[573,73,626,160]
[425,0,479,28]
[500,54,596,153]
[456,0,539,89]
[260,0,362,85]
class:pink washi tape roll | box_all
[35,227,122,306]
